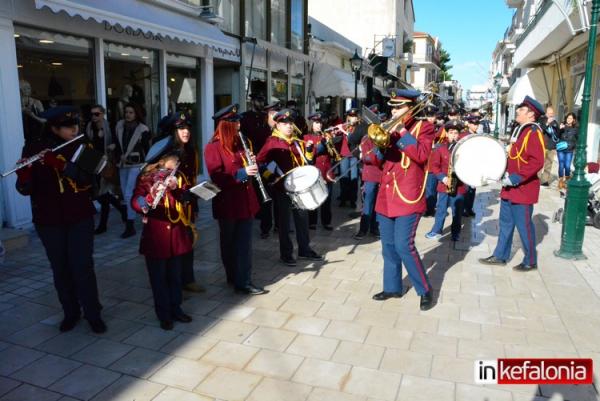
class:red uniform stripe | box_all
[408,215,429,292]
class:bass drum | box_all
[284,165,328,210]
[452,134,507,187]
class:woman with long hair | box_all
[115,102,150,238]
[168,113,205,293]
[557,112,578,190]
[204,104,266,295]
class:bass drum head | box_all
[284,166,320,193]
[452,134,507,187]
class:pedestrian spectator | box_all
[115,103,151,238]
[86,104,127,234]
[539,106,560,187]
[557,112,578,190]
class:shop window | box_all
[167,53,203,171]
[201,0,240,34]
[271,0,287,47]
[271,71,288,103]
[290,59,304,111]
[15,26,95,141]
[245,0,267,40]
[104,42,160,136]
[290,0,304,52]
[245,68,267,108]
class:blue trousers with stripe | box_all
[377,213,432,295]
[492,199,537,265]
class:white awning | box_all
[311,63,366,99]
[506,68,550,105]
[34,0,240,61]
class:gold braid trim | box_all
[164,175,199,245]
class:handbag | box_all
[556,141,568,151]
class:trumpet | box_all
[324,123,350,134]
[321,131,342,162]
[1,134,84,178]
[367,92,434,149]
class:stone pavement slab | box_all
[2,184,600,401]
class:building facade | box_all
[0,0,311,228]
[411,31,440,92]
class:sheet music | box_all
[189,181,221,201]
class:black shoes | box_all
[120,220,136,239]
[59,316,80,332]
[354,231,367,240]
[420,291,433,311]
[235,284,269,295]
[298,250,323,261]
[94,225,107,235]
[463,210,476,218]
[174,313,193,323]
[323,225,334,231]
[372,291,403,301]
[280,257,297,266]
[513,263,538,272]
[309,225,317,230]
[160,320,174,330]
[541,182,550,187]
[479,255,507,266]
[260,232,270,239]
[88,318,107,334]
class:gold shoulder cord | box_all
[271,129,304,167]
[164,173,198,245]
[55,154,92,194]
[392,121,429,204]
[508,124,547,170]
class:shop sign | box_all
[104,22,163,41]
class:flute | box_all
[1,134,84,178]
[238,131,271,203]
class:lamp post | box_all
[350,49,363,108]
[556,0,600,260]
[492,72,502,138]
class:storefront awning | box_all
[34,0,240,61]
[506,68,550,105]
[311,63,366,99]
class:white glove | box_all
[501,172,514,187]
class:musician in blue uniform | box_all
[15,106,106,333]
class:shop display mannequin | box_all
[20,79,45,141]
[116,84,133,120]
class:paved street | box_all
[1,184,599,401]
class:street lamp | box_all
[350,49,363,108]
[492,72,502,138]
[556,0,600,260]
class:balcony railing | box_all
[515,0,553,47]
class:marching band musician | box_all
[256,108,323,266]
[305,112,335,231]
[16,106,106,333]
[132,145,195,330]
[167,112,205,294]
[240,93,270,153]
[480,95,546,272]
[354,117,384,240]
[204,104,267,295]
[423,104,441,217]
[462,115,481,218]
[370,89,435,311]
[425,120,465,241]
[337,108,361,208]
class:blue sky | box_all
[413,0,514,94]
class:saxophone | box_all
[446,144,457,196]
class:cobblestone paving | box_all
[0,184,599,401]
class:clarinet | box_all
[151,162,180,210]
[238,131,271,203]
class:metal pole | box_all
[556,0,599,260]
[354,70,358,108]
[493,82,500,138]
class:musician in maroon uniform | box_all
[257,109,323,266]
[132,146,195,330]
[371,89,435,310]
[305,112,335,230]
[204,104,267,295]
[425,120,466,241]
[480,95,546,271]
[166,112,205,293]
[16,106,106,333]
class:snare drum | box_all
[452,134,507,187]
[284,165,329,210]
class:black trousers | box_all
[275,191,311,258]
[145,256,183,322]
[339,177,358,203]
[97,193,125,226]
[218,219,253,288]
[181,250,195,286]
[309,183,333,226]
[36,217,102,321]
[253,180,277,234]
[464,187,476,213]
